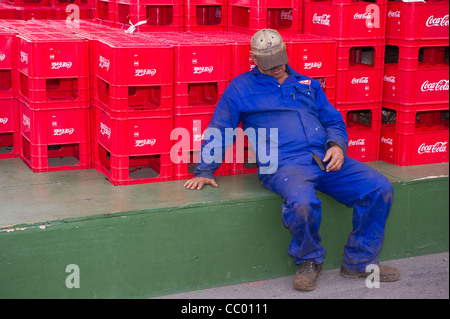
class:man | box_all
[183,29,399,291]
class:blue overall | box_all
[194,65,394,270]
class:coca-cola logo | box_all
[348,139,365,146]
[0,117,8,125]
[22,114,30,128]
[354,12,372,20]
[21,51,28,64]
[135,69,156,77]
[418,142,448,154]
[135,139,156,147]
[53,128,75,136]
[421,80,449,92]
[0,54,5,61]
[100,122,111,139]
[383,75,395,83]
[193,66,214,74]
[312,13,331,26]
[99,55,110,71]
[387,10,400,18]
[351,77,369,84]
[281,9,293,21]
[51,62,73,69]
[426,15,449,27]
[304,62,322,70]
[381,136,393,145]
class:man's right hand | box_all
[183,177,218,190]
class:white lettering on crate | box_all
[348,139,366,146]
[354,12,372,20]
[381,137,393,145]
[304,62,322,70]
[351,77,369,84]
[99,55,110,71]
[135,139,156,147]
[100,122,111,139]
[193,66,214,74]
[51,62,73,69]
[281,9,293,21]
[0,117,8,125]
[421,80,449,92]
[0,54,5,61]
[387,11,400,18]
[135,69,157,77]
[418,142,448,154]
[23,114,30,128]
[383,75,396,83]
[426,15,449,27]
[312,13,331,26]
[53,128,75,136]
[21,51,28,64]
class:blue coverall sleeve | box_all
[315,85,349,155]
[193,84,241,179]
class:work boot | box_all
[293,260,322,291]
[340,264,400,282]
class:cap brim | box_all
[255,50,289,71]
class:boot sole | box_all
[340,267,400,282]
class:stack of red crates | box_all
[0,27,19,159]
[380,0,449,166]
[148,31,233,180]
[14,25,92,172]
[91,32,174,185]
[304,0,387,162]
[228,0,302,36]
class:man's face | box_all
[259,64,287,81]
[250,54,287,82]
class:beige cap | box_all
[251,29,289,70]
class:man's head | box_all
[250,29,289,79]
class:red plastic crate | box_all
[92,103,173,185]
[285,34,336,77]
[114,0,184,32]
[173,110,214,152]
[380,106,449,166]
[303,0,387,39]
[18,98,91,171]
[383,64,449,107]
[228,0,302,36]
[335,67,384,105]
[184,0,228,32]
[0,98,20,159]
[386,0,449,41]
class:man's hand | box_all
[323,145,344,172]
[183,177,218,190]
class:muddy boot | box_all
[293,260,322,291]
[340,264,400,282]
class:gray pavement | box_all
[154,252,449,299]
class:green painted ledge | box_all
[0,159,448,298]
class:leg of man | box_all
[259,163,326,265]
[317,157,394,271]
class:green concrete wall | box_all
[0,177,448,298]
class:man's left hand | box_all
[323,145,344,172]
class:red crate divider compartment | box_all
[340,103,381,162]
[386,0,449,41]
[184,0,228,32]
[0,29,18,99]
[380,104,449,166]
[0,98,20,159]
[92,103,173,185]
[19,99,91,171]
[303,0,387,40]
[228,0,302,36]
[95,0,115,25]
[114,0,184,32]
